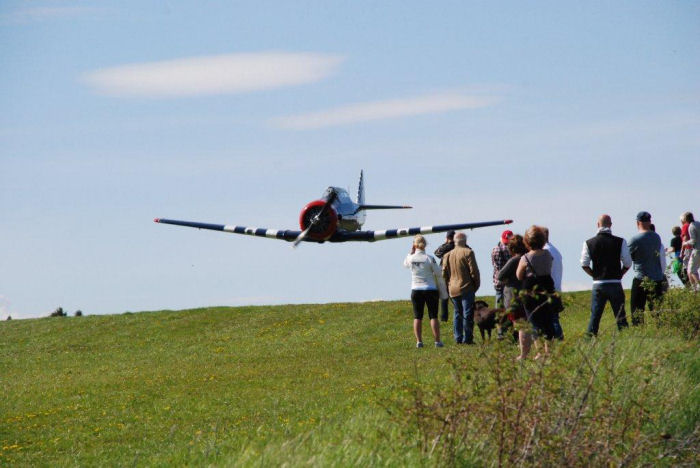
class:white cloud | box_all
[82,52,345,97]
[3,6,105,22]
[271,91,501,129]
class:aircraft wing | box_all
[155,218,512,243]
[154,218,302,241]
[328,220,513,242]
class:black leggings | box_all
[411,290,439,320]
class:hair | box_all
[541,226,549,242]
[413,234,427,250]
[682,212,695,223]
[523,225,547,251]
[672,226,681,236]
[507,234,528,256]
[454,232,467,246]
[598,214,612,228]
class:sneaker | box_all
[434,341,444,348]
[416,341,424,348]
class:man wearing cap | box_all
[628,211,667,325]
[581,214,631,336]
[434,230,456,322]
[491,230,513,309]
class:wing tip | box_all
[505,219,513,224]
[154,218,161,223]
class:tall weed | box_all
[393,335,698,467]
[653,287,700,340]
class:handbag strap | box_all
[523,253,539,276]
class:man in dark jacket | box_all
[434,230,455,322]
[580,214,632,336]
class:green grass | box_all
[1,291,698,466]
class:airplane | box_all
[154,171,512,246]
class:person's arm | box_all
[628,237,638,261]
[434,243,446,258]
[659,244,667,272]
[683,224,697,247]
[620,239,632,277]
[403,253,412,269]
[442,255,451,284]
[581,241,594,278]
[516,256,527,281]
[497,257,516,282]
[469,251,480,291]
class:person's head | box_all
[500,230,513,245]
[672,226,681,236]
[454,232,467,247]
[523,225,546,251]
[446,230,456,242]
[597,214,612,228]
[413,234,427,250]
[541,227,550,242]
[507,234,528,256]
[682,212,695,224]
[636,211,652,231]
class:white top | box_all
[684,221,700,252]
[403,250,440,290]
[579,227,632,284]
[544,242,563,291]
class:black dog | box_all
[474,300,500,342]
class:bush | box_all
[653,287,700,340]
[391,337,697,467]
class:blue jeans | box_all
[452,291,475,343]
[552,311,564,340]
[587,282,628,336]
[494,287,505,308]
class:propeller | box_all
[293,190,337,247]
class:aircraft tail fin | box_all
[357,170,365,205]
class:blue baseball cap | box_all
[636,211,652,222]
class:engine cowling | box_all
[299,200,338,241]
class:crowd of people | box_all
[402,210,699,359]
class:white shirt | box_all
[403,250,440,290]
[580,227,632,284]
[544,242,563,291]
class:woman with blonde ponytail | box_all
[403,234,444,348]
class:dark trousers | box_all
[587,282,628,336]
[630,277,668,325]
[552,311,564,340]
[440,298,450,322]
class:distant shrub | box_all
[653,287,700,340]
[50,307,67,317]
[391,337,696,466]
[75,310,83,317]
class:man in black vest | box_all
[580,214,632,336]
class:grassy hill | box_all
[1,291,698,466]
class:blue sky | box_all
[1,1,698,319]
